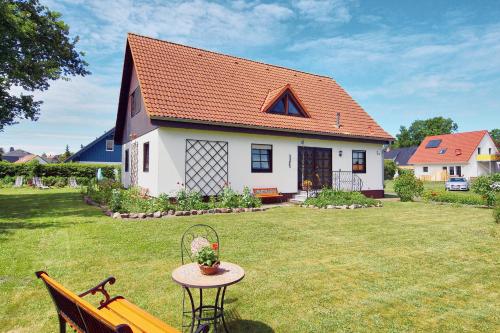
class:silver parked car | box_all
[445,177,469,191]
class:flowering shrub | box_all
[219,186,240,208]
[238,186,261,208]
[393,173,423,202]
[195,243,219,267]
[176,188,207,210]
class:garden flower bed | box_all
[83,180,265,219]
[302,188,382,209]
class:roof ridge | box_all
[127,32,333,80]
[426,130,488,138]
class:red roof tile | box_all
[122,33,393,142]
[408,130,488,164]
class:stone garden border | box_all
[83,196,267,219]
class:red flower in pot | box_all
[195,243,220,275]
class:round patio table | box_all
[172,261,244,333]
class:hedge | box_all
[422,190,486,206]
[0,161,119,179]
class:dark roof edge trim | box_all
[150,117,392,144]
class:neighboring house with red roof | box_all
[114,34,393,198]
[409,130,499,180]
[14,154,49,164]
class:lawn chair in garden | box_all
[13,176,23,187]
[180,225,220,331]
[69,177,79,188]
[33,177,50,189]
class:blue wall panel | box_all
[71,131,122,163]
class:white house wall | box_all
[122,127,384,197]
[121,129,160,195]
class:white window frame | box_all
[105,139,114,152]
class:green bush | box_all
[219,187,240,208]
[393,173,423,202]
[384,160,397,180]
[304,188,379,208]
[0,161,119,180]
[239,186,262,208]
[422,190,486,206]
[86,179,123,205]
[471,174,500,206]
[176,189,207,211]
[0,176,15,188]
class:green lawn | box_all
[1,188,499,332]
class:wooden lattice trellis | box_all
[130,142,139,186]
[185,139,228,196]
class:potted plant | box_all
[195,243,220,275]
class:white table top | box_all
[172,261,245,289]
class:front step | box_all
[290,191,315,203]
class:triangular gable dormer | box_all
[261,84,309,117]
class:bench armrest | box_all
[79,276,116,307]
[195,324,210,333]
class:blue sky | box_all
[2,0,500,155]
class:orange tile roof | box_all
[122,33,393,142]
[408,130,488,164]
[14,154,37,163]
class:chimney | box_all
[336,112,341,128]
[9,147,14,152]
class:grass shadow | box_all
[223,308,274,333]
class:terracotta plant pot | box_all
[199,261,220,275]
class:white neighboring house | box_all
[114,34,394,198]
[409,130,500,181]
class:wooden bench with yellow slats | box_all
[36,271,209,333]
[252,187,284,203]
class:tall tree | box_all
[0,147,4,161]
[58,144,72,162]
[489,129,500,143]
[394,117,458,147]
[0,0,90,131]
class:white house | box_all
[409,130,499,181]
[114,34,393,199]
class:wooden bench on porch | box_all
[252,187,284,203]
[36,271,209,333]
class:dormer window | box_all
[262,84,309,118]
[268,93,306,117]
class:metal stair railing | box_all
[332,171,363,192]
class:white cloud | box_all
[52,0,296,54]
[292,0,352,23]
[287,23,500,97]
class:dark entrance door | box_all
[298,147,332,190]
